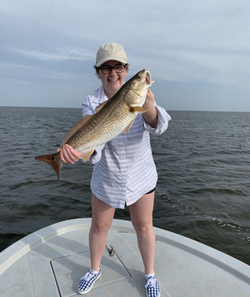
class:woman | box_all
[59,43,171,296]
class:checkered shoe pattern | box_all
[145,276,161,297]
[77,268,102,295]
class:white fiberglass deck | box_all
[0,218,250,297]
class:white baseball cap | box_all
[95,42,128,67]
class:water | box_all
[0,106,250,265]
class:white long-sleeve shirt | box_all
[82,85,171,209]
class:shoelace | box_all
[80,271,95,281]
[145,276,157,288]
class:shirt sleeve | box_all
[143,103,171,135]
[82,96,95,117]
[88,144,105,164]
[81,96,105,164]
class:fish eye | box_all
[137,77,141,81]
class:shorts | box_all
[145,188,155,195]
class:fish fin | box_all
[81,149,96,162]
[35,152,62,181]
[61,115,93,146]
[130,106,148,113]
[123,119,135,134]
[95,100,108,113]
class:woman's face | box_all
[97,60,128,98]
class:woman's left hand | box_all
[144,88,155,110]
[142,88,158,128]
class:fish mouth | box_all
[146,70,154,85]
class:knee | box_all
[132,220,153,235]
[91,219,112,234]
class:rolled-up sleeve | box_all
[88,143,105,164]
[143,104,171,135]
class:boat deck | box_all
[0,218,250,296]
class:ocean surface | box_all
[0,106,250,265]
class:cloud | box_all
[8,46,94,62]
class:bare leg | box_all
[129,192,155,274]
[89,193,115,271]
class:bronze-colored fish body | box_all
[35,69,154,180]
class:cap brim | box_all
[96,56,127,67]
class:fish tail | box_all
[35,152,62,181]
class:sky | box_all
[1,0,250,112]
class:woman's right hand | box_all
[57,144,82,164]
